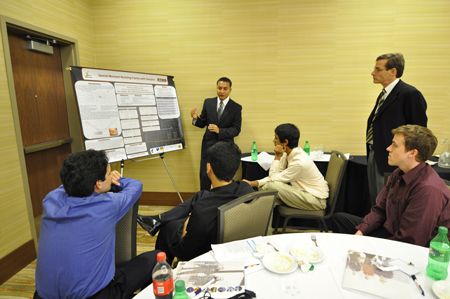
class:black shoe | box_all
[137,215,161,236]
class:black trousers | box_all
[155,192,199,264]
[155,218,185,265]
[34,250,160,299]
[332,212,393,239]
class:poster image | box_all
[70,67,185,162]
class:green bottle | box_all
[303,141,310,156]
[173,280,190,299]
[251,141,258,161]
[426,226,450,280]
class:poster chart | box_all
[70,66,185,163]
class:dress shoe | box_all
[137,215,161,236]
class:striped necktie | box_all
[366,89,386,143]
[218,101,224,120]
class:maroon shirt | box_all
[357,162,450,247]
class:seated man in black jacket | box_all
[138,141,254,263]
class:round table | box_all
[135,233,440,299]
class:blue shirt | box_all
[35,177,142,299]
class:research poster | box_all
[70,66,185,163]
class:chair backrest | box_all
[324,151,348,214]
[217,190,278,244]
[115,198,140,264]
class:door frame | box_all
[0,15,84,250]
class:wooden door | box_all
[8,32,72,220]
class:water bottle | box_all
[303,141,310,156]
[173,280,190,299]
[426,226,450,280]
[153,252,174,298]
[251,141,258,161]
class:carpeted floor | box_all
[0,205,171,299]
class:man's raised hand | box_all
[191,106,198,120]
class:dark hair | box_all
[217,77,232,88]
[391,125,437,162]
[60,149,109,197]
[207,141,241,181]
[377,53,405,78]
[274,123,300,148]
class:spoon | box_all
[311,234,318,247]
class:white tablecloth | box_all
[134,232,442,299]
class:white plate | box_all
[290,244,325,264]
[262,252,298,274]
[432,280,450,299]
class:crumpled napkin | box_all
[295,257,312,272]
[253,243,272,259]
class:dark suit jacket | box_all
[194,97,242,158]
[366,80,427,175]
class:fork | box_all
[311,234,318,247]
[267,242,279,252]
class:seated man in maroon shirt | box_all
[332,125,450,247]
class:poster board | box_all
[70,66,185,163]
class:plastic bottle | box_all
[152,252,174,299]
[251,141,258,161]
[303,141,310,156]
[173,280,190,299]
[426,226,450,280]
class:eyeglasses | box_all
[373,67,387,73]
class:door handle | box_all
[24,137,72,154]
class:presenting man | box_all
[35,150,159,299]
[333,125,450,247]
[366,53,427,206]
[191,77,242,191]
[243,123,329,210]
[137,141,254,264]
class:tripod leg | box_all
[160,153,184,203]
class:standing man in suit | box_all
[191,77,242,191]
[366,53,427,206]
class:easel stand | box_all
[119,153,184,203]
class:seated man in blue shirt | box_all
[137,141,254,264]
[332,125,450,247]
[35,149,159,299]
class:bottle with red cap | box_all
[152,252,174,299]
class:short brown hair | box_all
[391,125,437,162]
[377,53,405,78]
